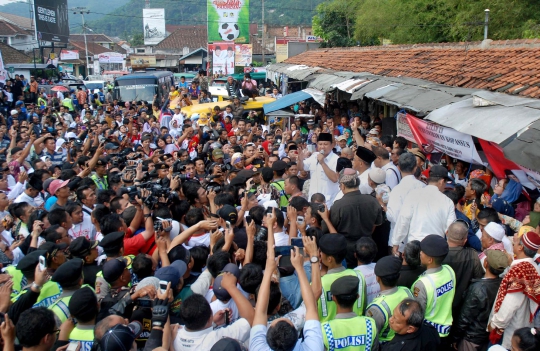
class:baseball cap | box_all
[212,148,224,159]
[105,143,119,150]
[485,250,509,271]
[429,165,450,180]
[10,109,18,116]
[154,266,180,288]
[48,179,70,195]
[102,257,127,284]
[217,204,238,224]
[100,322,142,351]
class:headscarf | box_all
[343,128,353,145]
[500,179,522,204]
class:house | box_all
[0,41,31,64]
[0,14,37,52]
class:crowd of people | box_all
[0,75,539,351]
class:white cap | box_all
[65,132,77,140]
[257,193,271,205]
[484,222,505,241]
[263,200,278,209]
[10,109,18,116]
[369,168,386,184]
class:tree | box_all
[130,33,144,46]
[313,0,363,47]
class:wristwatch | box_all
[310,256,319,264]
[31,282,42,291]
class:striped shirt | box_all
[41,150,66,166]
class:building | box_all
[0,12,38,52]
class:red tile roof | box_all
[70,34,115,43]
[69,41,119,56]
[0,42,30,63]
[155,25,272,54]
[0,20,30,36]
[284,39,540,99]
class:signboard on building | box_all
[130,55,156,68]
[275,38,289,63]
[209,43,235,74]
[98,52,124,63]
[34,0,69,43]
[143,8,166,45]
[207,0,250,43]
[61,63,74,73]
[60,50,79,60]
[234,44,252,66]
[0,50,6,85]
[306,35,322,42]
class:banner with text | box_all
[60,50,79,60]
[405,113,483,165]
[208,0,250,43]
[34,0,69,43]
[234,44,252,66]
[208,43,235,74]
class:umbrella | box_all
[51,85,69,92]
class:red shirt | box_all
[123,227,156,255]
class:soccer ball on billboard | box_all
[219,22,240,41]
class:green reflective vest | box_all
[322,316,377,351]
[367,286,413,342]
[271,180,289,208]
[49,285,94,323]
[318,269,366,323]
[90,174,108,190]
[4,265,26,298]
[413,265,456,337]
[33,280,62,308]
[69,326,94,351]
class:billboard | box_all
[208,43,235,74]
[143,8,166,45]
[60,50,79,60]
[275,38,289,63]
[34,0,69,43]
[207,0,249,44]
[234,44,252,67]
[131,55,156,68]
[98,52,124,63]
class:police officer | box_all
[366,256,413,343]
[412,234,456,338]
[10,250,48,306]
[95,231,136,300]
[317,234,366,322]
[33,243,67,308]
[321,275,379,350]
[68,287,98,351]
[69,237,101,287]
[271,160,289,209]
[49,258,85,323]
[91,159,109,190]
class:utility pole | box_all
[261,0,265,65]
[484,9,490,40]
[71,7,90,77]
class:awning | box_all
[426,98,540,144]
[331,78,371,94]
[350,79,393,100]
[263,90,311,114]
[308,73,352,92]
[365,84,402,99]
[267,63,322,81]
[503,121,540,173]
[372,85,468,115]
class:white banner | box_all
[60,50,79,60]
[396,111,415,143]
[404,113,484,165]
[143,8,166,45]
[0,50,6,85]
[98,52,124,63]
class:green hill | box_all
[0,0,130,33]
[87,0,324,39]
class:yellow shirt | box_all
[169,90,180,99]
[461,201,479,220]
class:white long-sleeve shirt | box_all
[382,162,400,189]
[386,175,426,246]
[303,152,339,208]
[392,185,455,247]
[489,258,540,349]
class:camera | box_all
[154,217,172,233]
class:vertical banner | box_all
[234,44,252,66]
[34,0,69,43]
[208,43,235,74]
[275,38,289,63]
[143,8,166,45]
[406,113,484,165]
[207,0,250,43]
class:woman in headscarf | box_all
[490,178,523,217]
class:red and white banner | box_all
[60,50,79,60]
[398,113,484,165]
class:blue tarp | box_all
[263,90,312,114]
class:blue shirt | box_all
[250,320,324,351]
[41,150,66,167]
